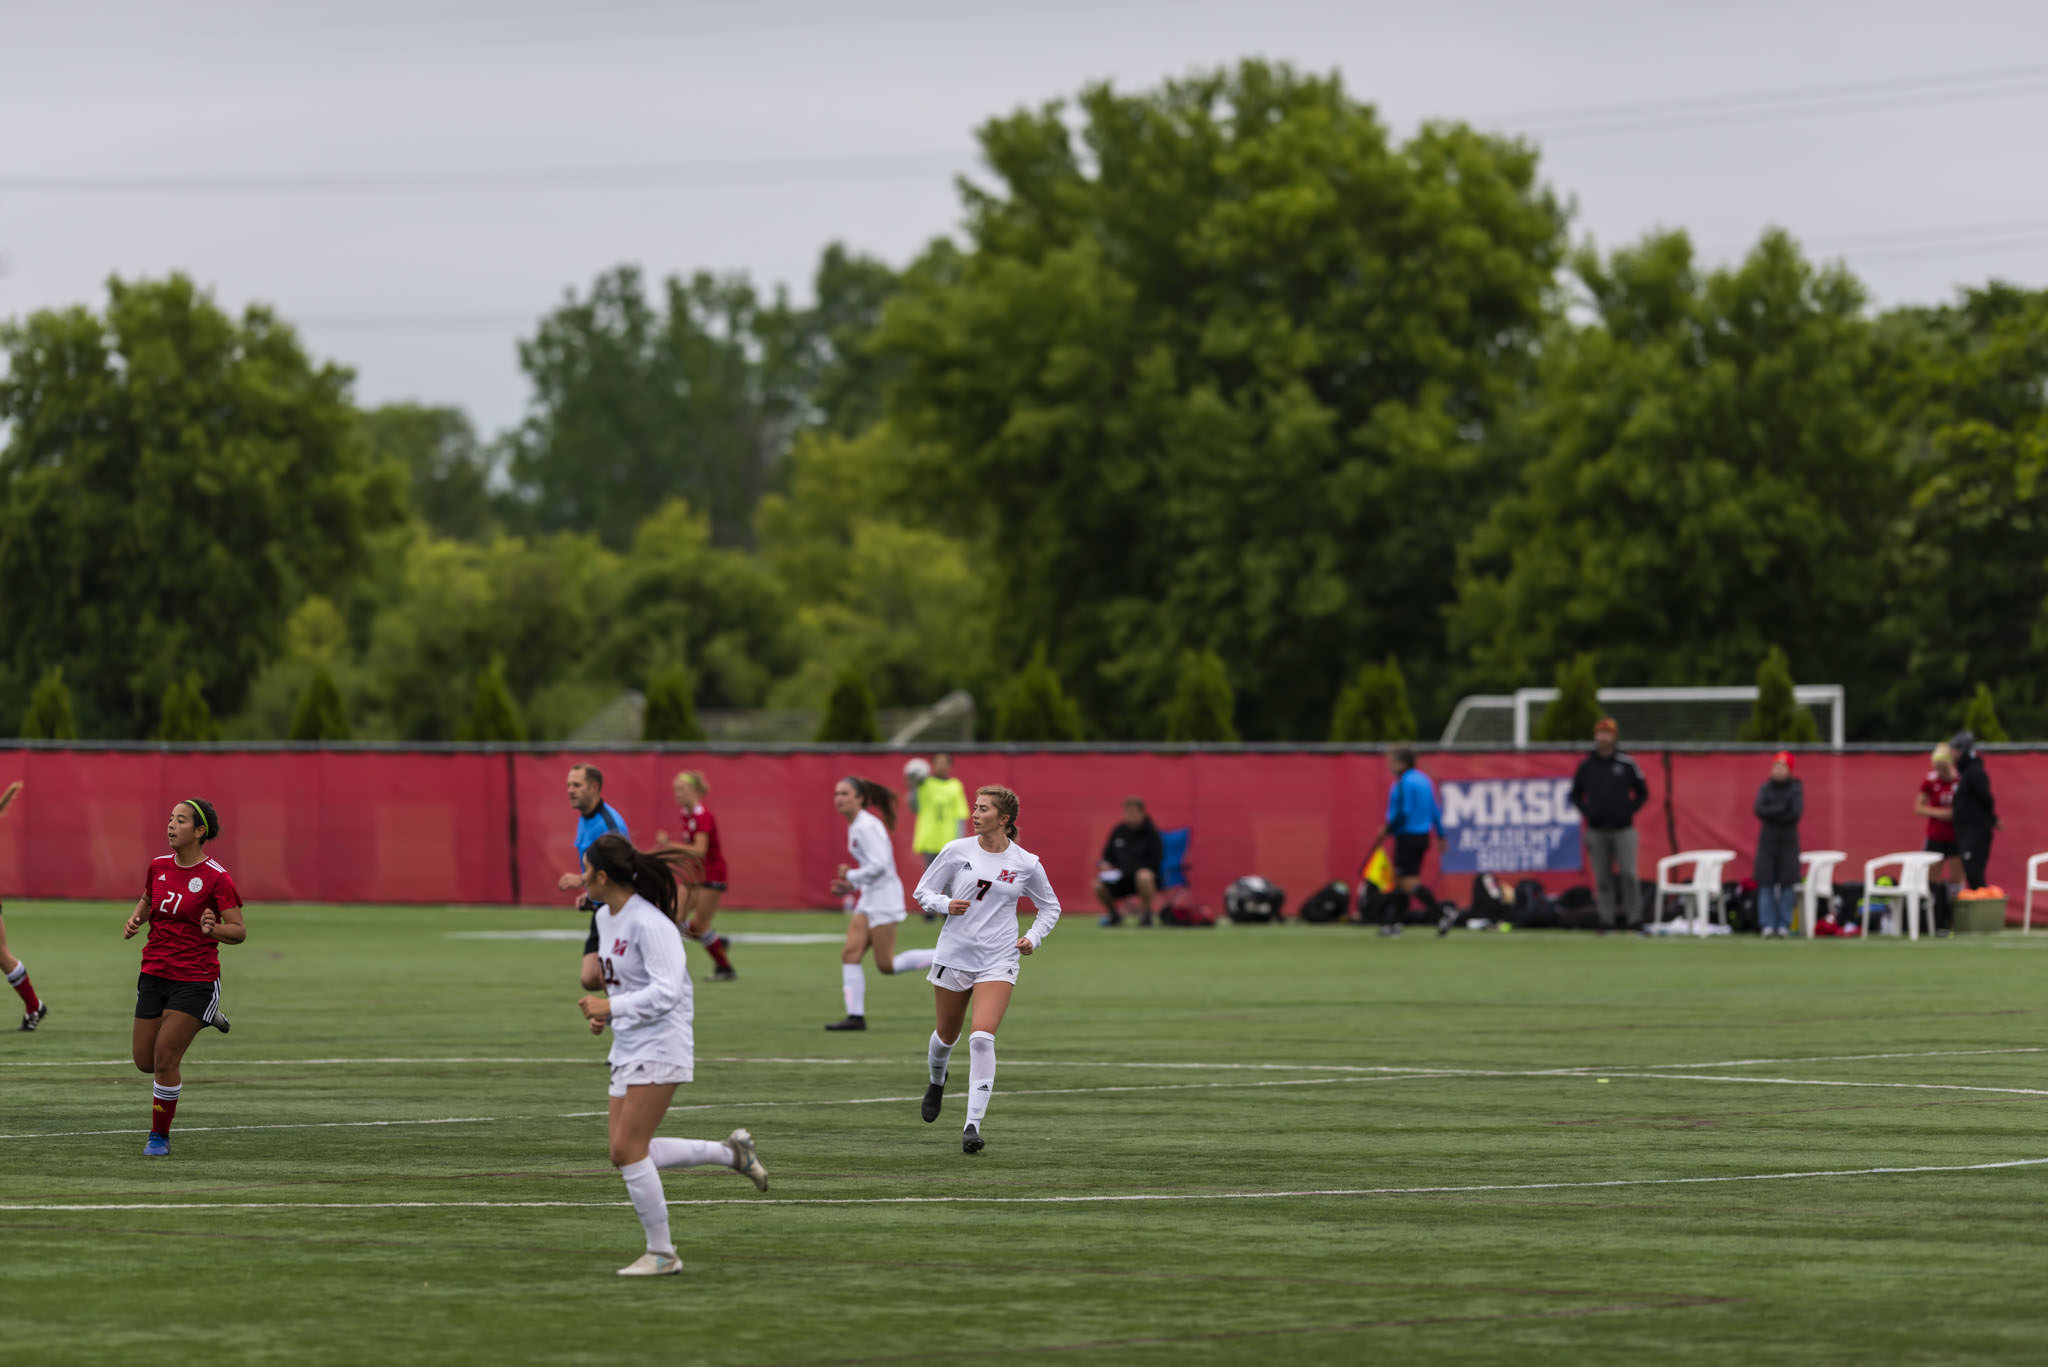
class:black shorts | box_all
[1392,834,1431,878]
[1923,838,1960,858]
[135,971,219,1022]
[1101,870,1155,901]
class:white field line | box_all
[443,931,845,945]
[0,1116,496,1140]
[9,1156,2048,1214]
[1595,1072,2048,1098]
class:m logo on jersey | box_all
[998,870,1019,884]
[612,939,629,956]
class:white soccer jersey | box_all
[593,893,695,1070]
[845,809,906,916]
[914,836,1062,974]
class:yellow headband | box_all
[185,800,210,837]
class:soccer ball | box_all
[902,757,932,785]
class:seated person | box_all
[1095,796,1164,927]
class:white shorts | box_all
[928,958,1019,993]
[609,1059,693,1097]
[854,904,908,928]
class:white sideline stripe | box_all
[443,930,846,945]
[1598,1072,2048,1098]
[10,1156,2048,1214]
[0,1116,494,1140]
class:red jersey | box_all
[141,854,242,982]
[1920,772,1957,842]
[679,804,728,885]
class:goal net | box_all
[1440,686,1845,748]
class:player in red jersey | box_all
[655,770,738,982]
[0,780,48,1031]
[122,798,246,1157]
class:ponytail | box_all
[585,833,700,924]
[977,784,1020,840]
[844,775,899,831]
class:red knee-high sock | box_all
[150,1083,181,1135]
[6,963,41,1014]
[703,934,733,971]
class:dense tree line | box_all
[3,61,2043,742]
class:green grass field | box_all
[4,902,2048,1365]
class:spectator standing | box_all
[1915,743,1961,928]
[912,754,971,922]
[1569,718,1651,931]
[1373,747,1445,938]
[1752,751,1803,938]
[1950,731,2000,890]
[1095,797,1164,927]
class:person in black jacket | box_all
[1752,751,1803,938]
[1949,731,2000,889]
[1568,718,1651,930]
[1095,797,1164,927]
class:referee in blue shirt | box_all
[1374,747,1445,938]
[556,763,629,990]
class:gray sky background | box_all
[5,0,2046,437]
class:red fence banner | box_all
[0,747,2033,922]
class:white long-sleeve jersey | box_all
[593,893,695,1069]
[844,809,906,916]
[913,835,1062,975]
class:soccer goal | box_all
[1439,686,1846,749]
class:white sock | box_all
[619,1157,674,1256]
[841,962,866,1016]
[4,962,24,986]
[152,1082,181,1103]
[965,1030,996,1126]
[890,947,935,975]
[928,1031,955,1085]
[649,1137,734,1169]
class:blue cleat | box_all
[143,1132,170,1157]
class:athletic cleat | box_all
[921,1080,945,1123]
[1437,905,1458,937]
[617,1251,682,1277]
[727,1128,769,1191]
[143,1132,170,1157]
[961,1123,985,1155]
[824,1014,867,1031]
[1377,922,1404,937]
[19,1003,48,1032]
[712,966,738,982]
[207,1007,231,1034]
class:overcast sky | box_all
[5,0,2046,436]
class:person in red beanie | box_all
[1752,751,1804,938]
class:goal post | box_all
[1438,686,1846,749]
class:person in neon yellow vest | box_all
[912,754,970,922]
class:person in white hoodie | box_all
[824,777,935,1031]
[576,833,768,1277]
[911,784,1062,1155]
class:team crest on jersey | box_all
[187,876,204,893]
[612,939,629,956]
[998,869,1019,883]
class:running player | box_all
[823,777,935,1031]
[0,780,47,1031]
[576,833,768,1276]
[654,770,737,981]
[122,798,244,1157]
[910,784,1062,1155]
[557,763,628,992]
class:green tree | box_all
[19,667,77,740]
[1962,683,2011,743]
[359,403,503,542]
[796,244,902,437]
[1330,658,1418,742]
[289,667,353,742]
[989,646,1086,743]
[642,664,706,742]
[460,657,526,742]
[1536,654,1602,743]
[879,60,1567,739]
[1161,650,1239,742]
[0,275,403,735]
[1739,646,1821,743]
[1451,232,1898,708]
[815,671,881,744]
[155,671,221,742]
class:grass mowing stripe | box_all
[12,1155,2048,1212]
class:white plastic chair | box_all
[1799,850,1847,938]
[1653,850,1738,929]
[2025,854,2048,934]
[1861,852,1944,940]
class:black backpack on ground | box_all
[1298,882,1350,924]
[1224,876,1286,924]
[1511,878,1562,929]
